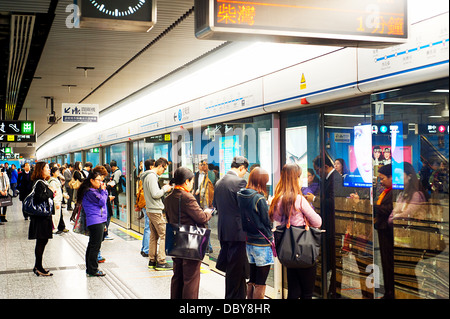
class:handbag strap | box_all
[178,195,181,226]
[287,194,310,230]
[246,194,274,246]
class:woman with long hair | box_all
[77,165,109,277]
[163,167,212,299]
[237,167,273,299]
[29,161,54,276]
[269,163,322,299]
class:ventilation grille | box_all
[5,14,35,120]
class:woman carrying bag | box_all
[28,162,55,276]
[0,170,11,223]
[77,166,109,277]
[164,167,212,299]
[237,167,274,299]
[269,163,322,299]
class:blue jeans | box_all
[141,209,150,254]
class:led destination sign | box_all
[195,0,407,47]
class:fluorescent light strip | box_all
[324,113,368,118]
[383,102,439,106]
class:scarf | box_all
[377,187,392,205]
[174,185,190,193]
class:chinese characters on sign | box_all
[62,103,99,123]
[196,0,407,46]
[217,4,255,25]
[215,0,405,36]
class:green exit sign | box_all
[21,121,34,134]
[92,148,99,153]
[4,147,11,154]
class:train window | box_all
[371,78,449,299]
[105,143,128,225]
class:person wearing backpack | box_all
[137,159,154,257]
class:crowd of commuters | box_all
[1,154,447,299]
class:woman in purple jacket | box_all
[77,165,109,277]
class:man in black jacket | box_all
[213,156,249,299]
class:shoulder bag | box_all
[0,175,13,207]
[274,198,324,268]
[22,180,53,217]
[69,177,81,190]
[73,204,90,236]
[165,195,211,261]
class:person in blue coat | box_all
[10,164,18,197]
[77,165,109,277]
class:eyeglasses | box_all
[94,177,104,182]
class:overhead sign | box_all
[62,103,99,123]
[78,0,157,32]
[195,0,407,47]
[0,121,35,135]
[0,135,37,143]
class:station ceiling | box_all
[0,0,225,159]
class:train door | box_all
[281,107,324,298]
[323,102,374,299]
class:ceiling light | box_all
[324,113,368,118]
[431,89,449,93]
[383,102,440,106]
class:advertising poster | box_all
[285,126,308,186]
[219,135,240,178]
[259,130,272,185]
[344,125,373,188]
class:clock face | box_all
[79,0,156,31]
[87,0,146,17]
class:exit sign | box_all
[0,121,35,135]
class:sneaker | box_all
[148,260,156,269]
[87,270,106,277]
[155,262,173,271]
[98,257,106,263]
[104,236,114,240]
[141,251,149,257]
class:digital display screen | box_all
[344,125,373,188]
[197,0,407,44]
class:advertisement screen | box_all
[343,125,373,188]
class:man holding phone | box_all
[141,157,173,271]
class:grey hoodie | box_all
[140,170,165,213]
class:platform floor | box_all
[0,196,225,299]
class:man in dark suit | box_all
[213,156,249,299]
[306,155,346,298]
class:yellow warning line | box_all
[117,227,143,240]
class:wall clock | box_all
[79,0,156,32]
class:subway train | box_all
[37,5,448,299]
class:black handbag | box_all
[165,196,211,261]
[274,205,324,268]
[0,195,12,207]
[22,180,53,217]
[0,175,12,207]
